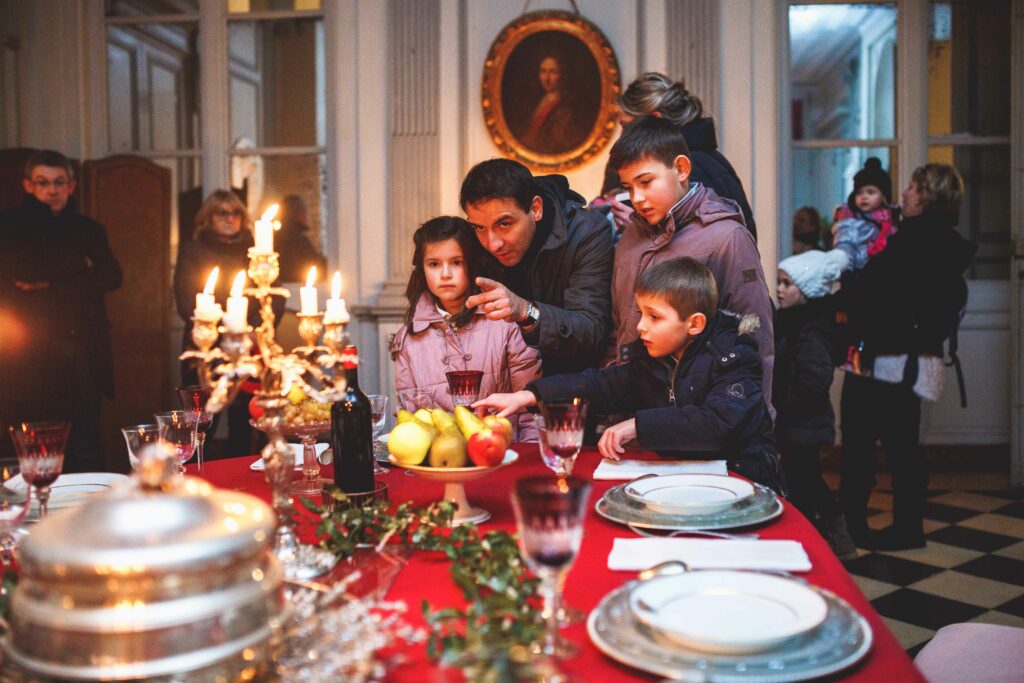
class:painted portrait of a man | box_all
[483,12,620,172]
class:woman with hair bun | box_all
[601,72,757,241]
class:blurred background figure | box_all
[792,206,825,254]
[276,194,326,283]
[173,189,282,458]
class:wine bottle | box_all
[330,346,375,493]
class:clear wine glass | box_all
[538,399,588,471]
[122,424,162,471]
[368,394,389,474]
[510,475,590,659]
[8,421,69,519]
[176,385,212,473]
[398,387,433,412]
[446,370,483,408]
[0,459,30,564]
[154,411,196,476]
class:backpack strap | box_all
[945,308,967,408]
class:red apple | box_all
[248,395,265,421]
[482,415,513,447]
[467,429,506,467]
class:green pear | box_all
[428,426,468,468]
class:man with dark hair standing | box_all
[460,158,612,376]
[0,150,123,471]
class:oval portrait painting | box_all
[482,11,621,172]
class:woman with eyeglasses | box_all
[173,189,283,458]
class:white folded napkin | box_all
[250,442,330,471]
[593,459,728,480]
[607,538,812,572]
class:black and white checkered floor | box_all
[823,472,1024,656]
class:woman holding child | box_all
[837,164,976,550]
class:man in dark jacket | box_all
[461,158,613,376]
[0,150,123,471]
[474,257,785,494]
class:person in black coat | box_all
[600,72,757,241]
[836,163,977,550]
[774,249,855,559]
[173,189,285,457]
[276,194,327,283]
[0,150,123,471]
[460,158,613,377]
[474,257,785,494]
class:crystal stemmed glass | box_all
[398,388,433,412]
[121,424,163,472]
[0,459,30,564]
[368,394,389,474]
[538,399,588,470]
[154,411,196,475]
[8,421,70,519]
[510,475,591,659]
[446,370,483,408]
[536,415,581,478]
[176,385,212,473]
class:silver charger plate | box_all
[587,578,873,682]
[596,482,783,531]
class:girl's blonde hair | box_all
[911,164,965,213]
[619,72,704,126]
[194,189,252,239]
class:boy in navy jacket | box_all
[475,257,785,494]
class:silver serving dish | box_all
[596,481,783,531]
[5,447,281,681]
[587,576,872,682]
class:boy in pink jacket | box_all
[608,115,775,407]
[390,216,540,442]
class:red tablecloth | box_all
[191,447,924,682]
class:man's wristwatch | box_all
[519,301,540,329]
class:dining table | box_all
[190,445,926,682]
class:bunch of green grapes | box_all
[284,398,331,426]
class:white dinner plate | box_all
[250,442,330,471]
[629,571,828,654]
[624,474,755,515]
[3,472,128,515]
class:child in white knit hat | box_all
[774,249,855,559]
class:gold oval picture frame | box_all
[482,11,621,173]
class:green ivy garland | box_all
[301,487,547,679]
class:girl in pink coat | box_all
[390,216,541,442]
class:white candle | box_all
[253,204,279,254]
[324,271,350,324]
[300,266,318,315]
[224,271,248,332]
[194,267,220,319]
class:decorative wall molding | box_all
[666,0,719,117]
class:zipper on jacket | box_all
[667,357,681,406]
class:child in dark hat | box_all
[831,157,896,271]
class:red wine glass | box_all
[176,385,212,472]
[8,421,70,519]
[538,398,588,473]
[446,370,483,408]
[510,475,590,659]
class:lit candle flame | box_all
[331,271,342,299]
[260,204,279,222]
[203,267,219,295]
[230,271,246,297]
[305,266,317,288]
